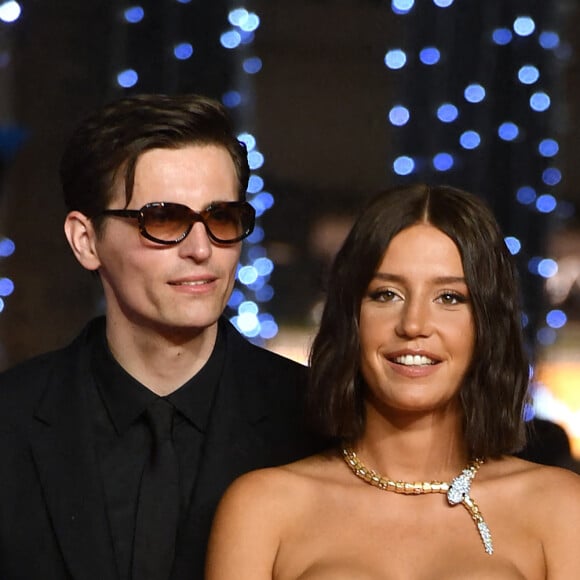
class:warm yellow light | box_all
[535,362,580,459]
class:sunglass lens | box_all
[205,204,249,242]
[142,203,191,243]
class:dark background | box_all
[0,0,579,369]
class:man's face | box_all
[93,145,242,340]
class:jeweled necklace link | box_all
[342,447,493,555]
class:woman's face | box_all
[359,223,475,416]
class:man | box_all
[0,94,319,579]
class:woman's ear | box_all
[64,211,102,271]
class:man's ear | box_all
[64,211,102,271]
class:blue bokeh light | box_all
[498,122,519,141]
[239,301,259,316]
[251,193,274,218]
[124,6,144,23]
[228,8,260,32]
[389,105,410,126]
[504,236,521,255]
[492,28,512,45]
[242,57,262,74]
[247,150,264,170]
[0,277,14,297]
[235,311,261,337]
[222,90,242,108]
[0,1,21,23]
[228,8,248,26]
[433,0,454,6]
[0,237,15,257]
[542,167,561,186]
[173,42,194,60]
[238,266,259,285]
[393,156,415,175]
[536,194,557,213]
[259,319,278,339]
[391,0,414,14]
[464,83,486,103]
[539,31,559,49]
[384,49,407,70]
[255,285,274,302]
[239,30,255,45]
[546,309,567,329]
[252,192,274,212]
[254,257,274,276]
[516,186,536,205]
[513,16,535,37]
[433,152,453,171]
[220,30,242,49]
[246,226,264,244]
[538,139,559,157]
[437,103,458,122]
[239,12,260,32]
[537,327,557,346]
[459,130,481,150]
[247,174,264,193]
[237,132,256,151]
[537,259,558,278]
[419,47,440,65]
[227,288,245,308]
[518,65,539,85]
[530,92,551,112]
[117,69,138,88]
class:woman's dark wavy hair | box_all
[60,93,249,231]
[308,183,530,458]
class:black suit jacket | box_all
[0,318,319,579]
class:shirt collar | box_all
[92,320,226,434]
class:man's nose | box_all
[178,221,212,261]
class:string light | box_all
[218,6,280,343]
[0,1,21,23]
[0,10,22,318]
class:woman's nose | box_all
[395,299,432,338]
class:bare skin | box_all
[206,225,580,579]
[206,451,580,579]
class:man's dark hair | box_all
[60,93,249,229]
[308,183,530,459]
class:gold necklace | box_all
[342,447,493,555]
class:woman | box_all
[206,184,580,579]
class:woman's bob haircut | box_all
[308,183,530,459]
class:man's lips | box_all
[168,275,218,286]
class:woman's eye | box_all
[438,292,467,305]
[369,289,399,302]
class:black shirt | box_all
[90,325,225,580]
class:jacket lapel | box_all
[172,326,270,579]
[192,322,272,500]
[29,337,118,580]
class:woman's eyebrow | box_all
[373,272,467,285]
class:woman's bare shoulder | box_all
[206,451,345,579]
[490,455,579,488]
[218,450,343,516]
[487,456,580,528]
